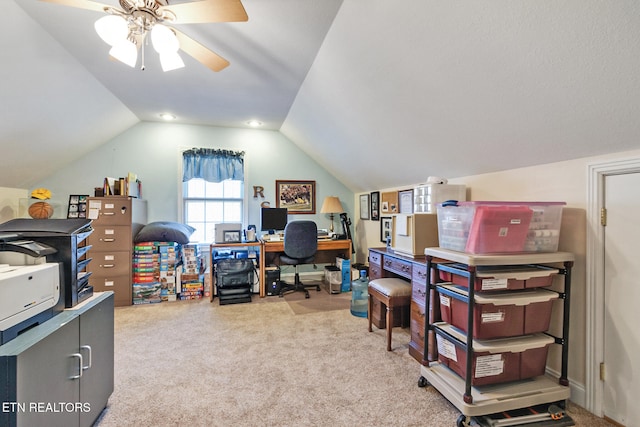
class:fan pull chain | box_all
[140,35,146,71]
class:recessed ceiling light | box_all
[160,113,176,121]
[246,120,263,127]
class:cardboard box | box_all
[336,257,351,292]
[133,282,162,304]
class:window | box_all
[183,179,243,242]
[181,148,245,243]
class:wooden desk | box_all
[210,239,351,299]
[260,239,351,297]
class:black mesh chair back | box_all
[278,220,320,298]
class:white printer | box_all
[0,236,63,345]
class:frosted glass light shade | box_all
[151,24,180,53]
[159,51,185,71]
[109,39,137,68]
[95,15,128,46]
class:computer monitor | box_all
[261,208,288,233]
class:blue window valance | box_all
[182,148,245,183]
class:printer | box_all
[0,236,64,345]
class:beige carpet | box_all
[94,291,612,427]
[283,282,351,314]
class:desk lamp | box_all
[320,196,343,233]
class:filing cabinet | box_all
[86,196,147,306]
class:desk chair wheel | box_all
[316,285,321,291]
[304,290,310,299]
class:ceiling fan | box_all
[40,0,248,72]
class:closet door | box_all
[602,172,640,426]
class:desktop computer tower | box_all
[265,266,281,296]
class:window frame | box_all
[178,148,249,243]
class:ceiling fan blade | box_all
[39,0,110,14]
[173,28,230,72]
[161,0,248,24]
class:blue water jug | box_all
[350,270,369,318]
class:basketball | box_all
[28,202,54,219]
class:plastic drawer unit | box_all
[435,323,554,387]
[437,285,558,339]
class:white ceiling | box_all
[4,0,640,192]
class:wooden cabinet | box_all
[368,250,383,280]
[0,292,114,427]
[87,197,147,306]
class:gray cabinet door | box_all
[15,316,80,427]
[79,293,114,427]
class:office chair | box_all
[279,220,321,299]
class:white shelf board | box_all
[420,362,570,417]
[424,247,575,266]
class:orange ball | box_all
[28,202,54,219]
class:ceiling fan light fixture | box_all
[159,51,185,72]
[94,15,128,46]
[109,39,138,68]
[151,24,180,54]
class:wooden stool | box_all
[368,278,412,351]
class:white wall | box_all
[0,187,28,223]
[353,147,640,407]
[33,121,354,236]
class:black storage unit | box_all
[419,248,575,427]
[0,218,93,309]
[215,258,254,305]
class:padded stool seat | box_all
[368,278,412,351]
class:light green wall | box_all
[35,121,354,235]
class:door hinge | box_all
[600,362,605,381]
[601,208,607,226]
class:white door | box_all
[602,172,640,426]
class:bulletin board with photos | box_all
[67,195,88,219]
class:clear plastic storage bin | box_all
[436,202,565,254]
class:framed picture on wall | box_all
[370,191,380,221]
[276,180,316,214]
[398,189,414,214]
[380,216,392,243]
[359,194,370,220]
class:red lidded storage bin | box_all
[438,264,559,291]
[438,285,558,339]
[435,323,554,386]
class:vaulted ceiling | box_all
[4,1,640,192]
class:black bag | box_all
[215,259,255,288]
